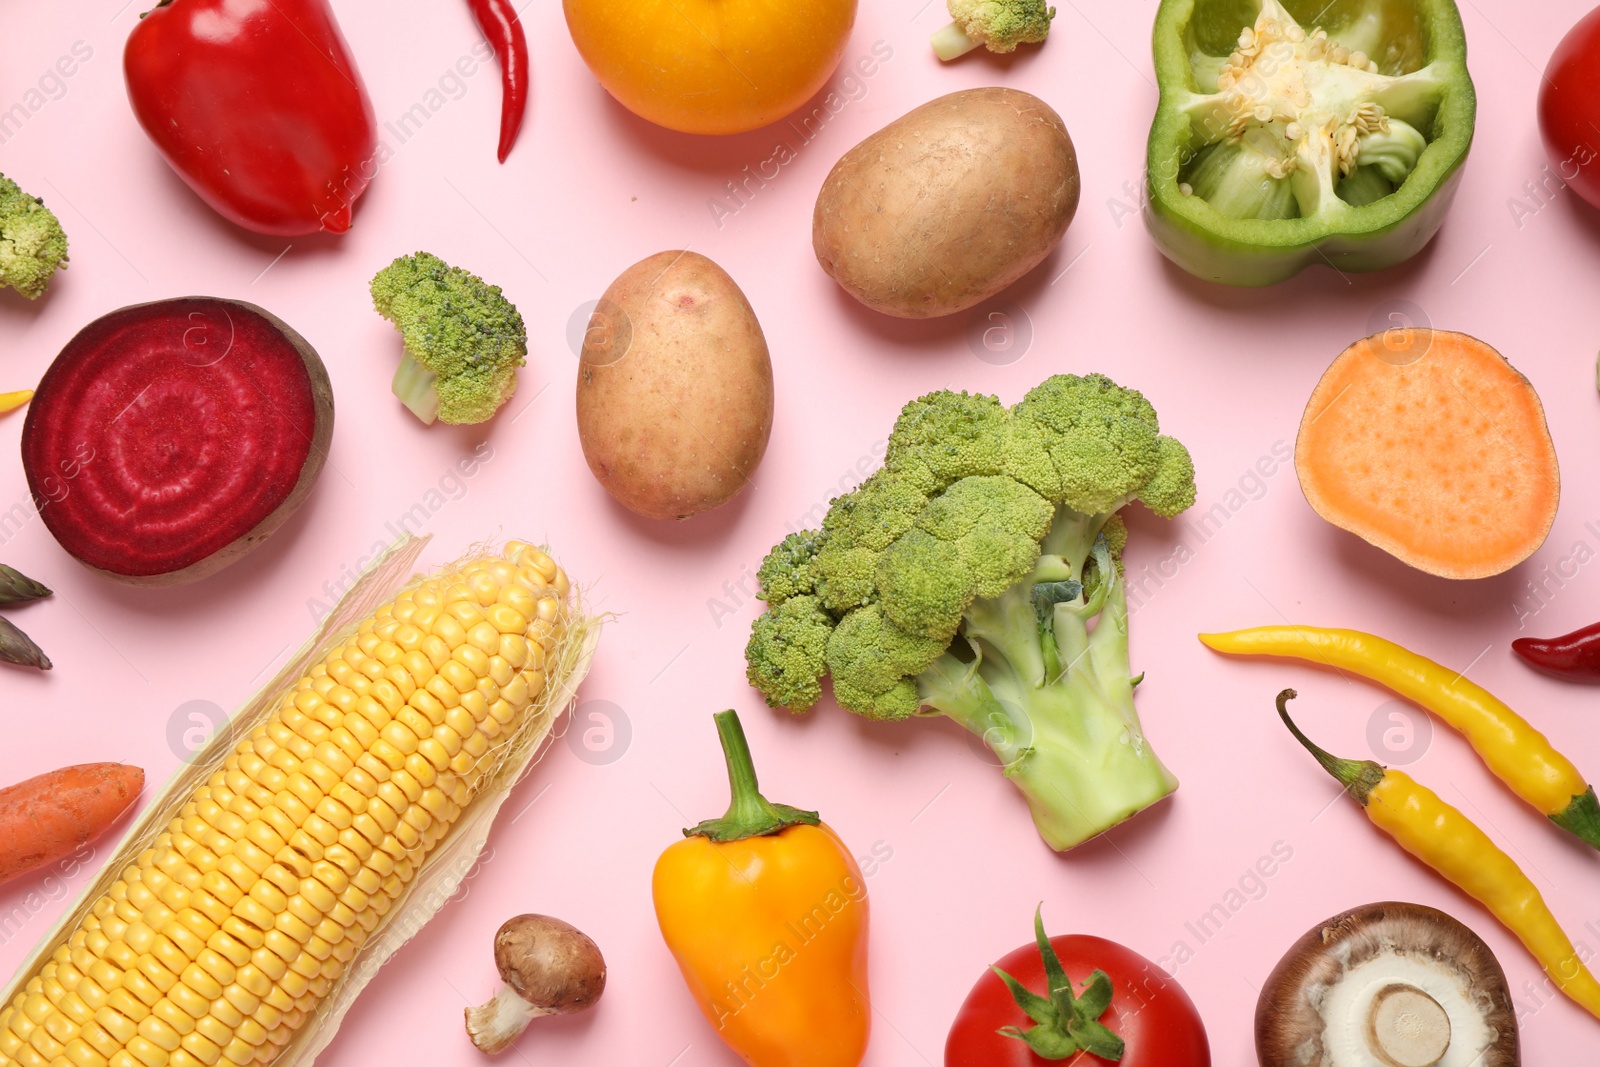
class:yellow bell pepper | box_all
[653,710,871,1067]
[1276,690,1600,1021]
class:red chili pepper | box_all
[1513,621,1600,681]
[465,0,530,162]
[124,0,378,236]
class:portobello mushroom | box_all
[1257,901,1517,1067]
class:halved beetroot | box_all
[21,298,333,585]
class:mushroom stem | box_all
[1368,984,1451,1067]
[465,984,553,1055]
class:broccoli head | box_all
[745,374,1196,851]
[0,173,68,300]
[932,0,1055,61]
[371,252,527,425]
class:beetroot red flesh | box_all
[22,298,331,581]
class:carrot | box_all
[0,763,142,886]
[1296,329,1560,580]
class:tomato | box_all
[562,0,857,135]
[945,926,1209,1067]
[1539,6,1600,211]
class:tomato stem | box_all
[992,906,1125,1061]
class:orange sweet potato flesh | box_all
[0,763,143,886]
[1296,329,1559,580]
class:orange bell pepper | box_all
[653,710,871,1066]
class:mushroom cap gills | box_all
[1319,951,1493,1067]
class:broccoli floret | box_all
[756,531,825,606]
[932,0,1055,61]
[746,595,833,711]
[0,174,68,300]
[745,374,1196,852]
[371,252,527,425]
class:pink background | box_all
[5,0,1600,1061]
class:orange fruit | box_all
[563,0,858,135]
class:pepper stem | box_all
[1550,787,1600,851]
[683,710,819,843]
[1275,689,1386,806]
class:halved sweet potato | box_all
[21,298,333,585]
[1296,329,1558,580]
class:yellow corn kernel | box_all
[220,1037,254,1065]
[395,765,434,802]
[125,1035,169,1066]
[438,655,473,697]
[272,913,313,948]
[419,635,452,671]
[378,722,418,757]
[178,1032,221,1066]
[421,676,460,711]
[430,614,468,651]
[212,993,248,1027]
[177,969,219,1006]
[64,1037,109,1067]
[295,878,335,916]
[137,1015,182,1049]
[415,739,451,773]
[94,1011,136,1046]
[467,623,501,656]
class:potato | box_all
[813,87,1080,319]
[577,251,774,520]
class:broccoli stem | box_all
[922,645,1177,849]
[390,349,441,425]
[931,21,982,60]
[919,521,1178,851]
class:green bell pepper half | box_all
[1144,0,1476,287]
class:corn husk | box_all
[0,533,603,1065]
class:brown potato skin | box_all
[813,87,1080,319]
[577,251,773,521]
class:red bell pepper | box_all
[124,0,378,236]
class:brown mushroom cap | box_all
[494,914,607,1014]
[1256,901,1518,1067]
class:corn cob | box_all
[0,542,570,1067]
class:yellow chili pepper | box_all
[0,390,32,415]
[653,710,871,1067]
[1200,625,1600,848]
[1276,690,1600,1022]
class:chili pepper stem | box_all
[1275,689,1385,805]
[684,710,819,843]
[1550,787,1600,850]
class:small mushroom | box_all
[1256,901,1518,1067]
[464,914,606,1054]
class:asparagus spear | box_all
[0,564,50,606]
[0,615,50,669]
